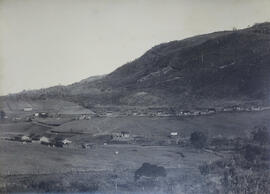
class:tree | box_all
[0,110,6,119]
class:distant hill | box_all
[4,22,270,109]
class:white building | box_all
[170,132,178,136]
[23,107,33,112]
[40,136,50,143]
[21,135,31,141]
[62,138,72,145]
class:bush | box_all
[252,127,270,145]
[243,144,262,162]
[190,131,207,148]
[0,110,5,119]
[134,163,166,181]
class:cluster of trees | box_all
[196,126,270,193]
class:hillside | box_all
[4,22,270,108]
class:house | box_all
[25,117,32,122]
[112,131,131,141]
[170,132,178,136]
[62,138,72,145]
[21,135,31,142]
[23,107,33,112]
[105,111,113,117]
[121,131,130,138]
[222,107,234,112]
[207,108,216,114]
[40,136,50,144]
[193,111,201,116]
[179,111,192,116]
[79,115,86,120]
[39,112,49,118]
[232,105,242,111]
[13,117,21,121]
[82,143,95,149]
[251,106,261,111]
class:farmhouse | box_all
[78,115,91,120]
[232,105,242,111]
[39,112,49,118]
[62,138,72,145]
[105,112,114,117]
[193,111,201,116]
[40,136,50,144]
[21,135,31,142]
[207,108,216,114]
[251,106,261,111]
[112,131,131,141]
[23,107,33,112]
[179,111,192,116]
[170,132,178,136]
[222,107,234,112]
[121,131,130,138]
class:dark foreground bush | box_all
[190,131,207,148]
[252,126,270,145]
[134,163,166,181]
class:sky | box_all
[0,0,270,95]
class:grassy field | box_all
[0,98,94,116]
[0,140,225,193]
[0,110,269,192]
[0,140,222,175]
[53,110,270,139]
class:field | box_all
[53,110,270,138]
[0,110,270,193]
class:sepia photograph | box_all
[0,0,270,193]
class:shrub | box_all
[134,163,167,181]
[190,131,207,148]
[243,144,262,162]
[252,127,270,145]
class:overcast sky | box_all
[0,0,270,95]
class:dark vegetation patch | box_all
[134,163,167,181]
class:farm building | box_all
[232,105,243,111]
[179,111,192,116]
[222,107,234,112]
[78,115,91,120]
[251,106,261,111]
[193,111,201,116]
[81,143,95,149]
[40,136,50,144]
[21,135,31,142]
[170,132,178,136]
[39,112,49,118]
[23,107,33,112]
[62,138,72,145]
[112,131,132,141]
[207,108,216,114]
